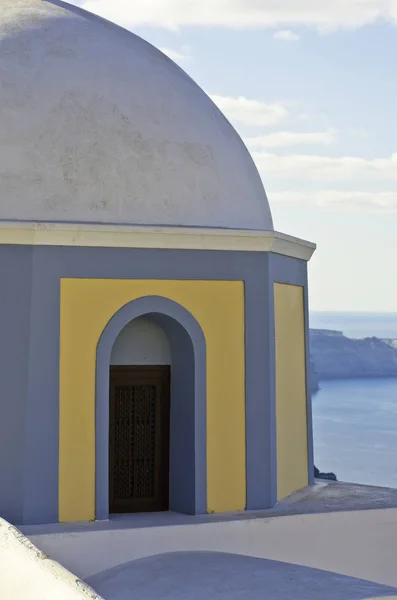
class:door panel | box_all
[109,366,170,513]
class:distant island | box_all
[310,328,397,392]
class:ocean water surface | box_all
[313,378,397,488]
[310,312,397,489]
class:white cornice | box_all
[0,222,316,261]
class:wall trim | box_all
[0,222,316,261]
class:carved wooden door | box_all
[109,366,170,513]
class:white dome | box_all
[0,0,273,230]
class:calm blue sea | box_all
[313,379,397,488]
[310,312,397,489]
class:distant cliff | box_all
[310,329,397,380]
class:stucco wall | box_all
[110,317,171,365]
[0,247,33,523]
[0,245,311,525]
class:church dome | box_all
[0,0,273,230]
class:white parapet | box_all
[0,518,103,600]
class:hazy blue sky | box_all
[73,0,397,312]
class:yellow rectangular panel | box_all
[274,283,308,500]
[59,279,246,521]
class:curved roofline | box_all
[0,1,274,231]
[44,2,270,218]
[44,1,194,79]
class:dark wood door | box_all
[109,366,170,514]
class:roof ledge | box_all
[0,221,316,261]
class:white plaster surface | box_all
[0,517,103,599]
[20,482,397,599]
[0,0,273,231]
[110,317,171,366]
[87,551,397,600]
[25,508,397,597]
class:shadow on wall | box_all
[86,551,397,600]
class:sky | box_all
[71,0,397,312]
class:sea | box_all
[309,312,397,489]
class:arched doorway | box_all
[109,318,172,513]
[95,297,207,521]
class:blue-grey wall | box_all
[0,246,33,523]
[0,245,310,525]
